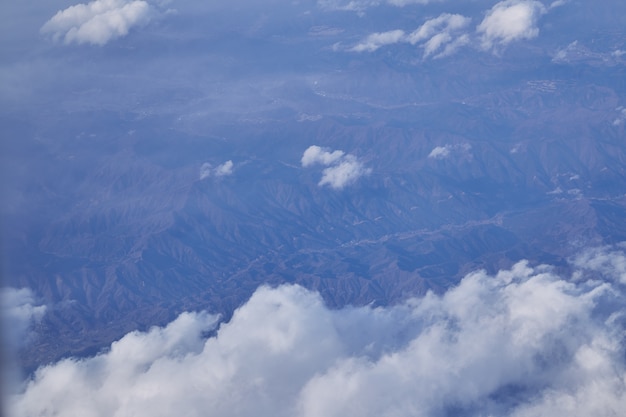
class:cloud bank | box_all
[40,0,154,45]
[301,145,370,189]
[9,247,626,417]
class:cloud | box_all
[572,244,626,284]
[1,288,47,349]
[9,250,626,417]
[1,288,46,401]
[199,160,234,180]
[318,0,440,13]
[428,143,471,159]
[301,146,370,189]
[319,155,371,190]
[301,145,345,167]
[350,30,406,52]
[214,160,234,177]
[40,0,154,45]
[351,14,470,58]
[477,0,547,51]
[612,107,626,126]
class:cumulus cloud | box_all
[428,143,471,159]
[301,146,370,189]
[477,0,547,51]
[9,251,626,417]
[199,160,234,180]
[351,14,471,58]
[40,0,154,45]
[301,145,345,167]
[214,160,234,177]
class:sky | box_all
[2,0,626,416]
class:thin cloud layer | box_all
[9,252,626,417]
[477,0,547,50]
[40,0,154,45]
[301,146,370,189]
[319,0,439,13]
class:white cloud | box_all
[214,160,234,177]
[477,0,547,50]
[301,145,345,167]
[9,251,626,417]
[1,288,47,349]
[428,143,471,159]
[199,160,235,180]
[318,0,439,13]
[572,245,626,284]
[1,288,46,399]
[407,13,470,44]
[319,155,372,190]
[40,0,154,46]
[301,146,370,189]
[351,14,470,59]
[350,30,406,52]
[428,145,451,159]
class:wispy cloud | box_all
[9,248,626,417]
[351,13,471,58]
[318,0,440,13]
[301,145,370,189]
[40,0,155,45]
[199,160,235,180]
[477,0,547,51]
[428,143,471,159]
[350,29,406,52]
[2,288,46,399]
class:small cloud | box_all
[301,145,345,167]
[318,0,438,13]
[199,160,234,180]
[214,160,234,177]
[477,0,547,51]
[1,288,46,397]
[302,145,370,189]
[428,145,451,159]
[1,287,47,348]
[351,30,406,53]
[319,155,372,190]
[350,14,470,59]
[612,107,626,126]
[428,143,471,159]
[40,0,155,46]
